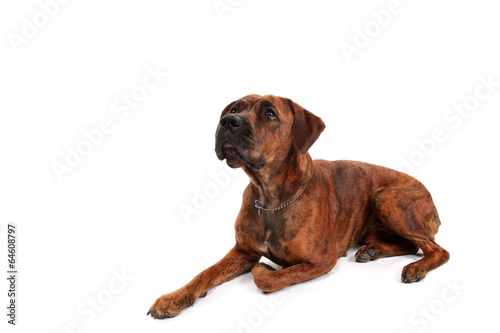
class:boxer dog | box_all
[148,94,449,319]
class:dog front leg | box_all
[148,245,260,319]
[251,259,337,293]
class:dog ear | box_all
[286,98,326,154]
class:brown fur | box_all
[148,94,449,319]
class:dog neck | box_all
[242,149,313,207]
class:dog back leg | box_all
[370,183,450,282]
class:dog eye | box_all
[265,109,276,120]
[230,107,237,114]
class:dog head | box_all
[215,94,325,171]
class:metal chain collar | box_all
[254,185,308,215]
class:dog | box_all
[147,94,450,319]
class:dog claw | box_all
[147,310,151,316]
[355,247,380,263]
[403,277,418,283]
[356,252,371,263]
[402,272,425,283]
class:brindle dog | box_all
[148,94,450,319]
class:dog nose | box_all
[220,114,243,130]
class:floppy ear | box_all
[286,98,326,154]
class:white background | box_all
[1,1,499,332]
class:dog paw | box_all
[251,263,277,293]
[147,289,195,319]
[401,264,427,283]
[355,246,380,263]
